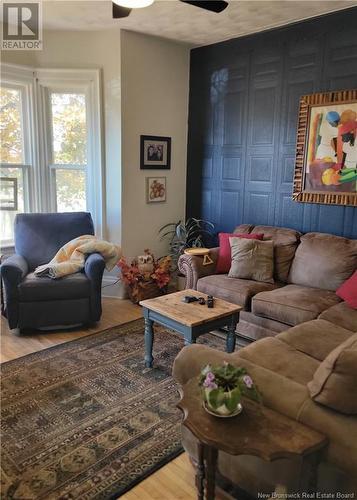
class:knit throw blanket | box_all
[34,235,121,279]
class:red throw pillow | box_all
[216,232,264,274]
[336,271,357,309]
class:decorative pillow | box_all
[234,224,301,283]
[336,271,357,309]
[228,238,274,283]
[215,232,264,274]
[250,225,301,283]
[308,333,357,414]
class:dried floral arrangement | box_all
[118,249,171,303]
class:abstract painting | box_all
[293,90,357,206]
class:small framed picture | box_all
[140,135,171,170]
[146,177,166,203]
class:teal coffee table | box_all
[140,289,242,368]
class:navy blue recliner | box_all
[1,212,105,330]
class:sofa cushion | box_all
[277,319,353,361]
[237,337,319,385]
[288,232,357,291]
[308,333,357,414]
[319,301,357,332]
[234,224,254,234]
[228,238,274,283]
[297,394,357,481]
[240,310,289,333]
[336,271,357,309]
[18,272,91,302]
[252,284,341,326]
[234,225,301,283]
[197,275,278,310]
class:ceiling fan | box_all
[112,0,229,19]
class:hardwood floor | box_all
[1,297,230,499]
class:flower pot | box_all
[127,281,163,304]
[203,387,242,417]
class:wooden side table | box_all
[177,378,328,500]
[184,248,214,266]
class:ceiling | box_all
[31,1,357,46]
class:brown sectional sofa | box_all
[173,306,357,494]
[175,225,357,493]
[178,225,357,341]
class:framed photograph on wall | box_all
[140,135,171,170]
[293,89,357,207]
[146,177,166,203]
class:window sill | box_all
[0,245,15,257]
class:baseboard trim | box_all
[102,275,127,299]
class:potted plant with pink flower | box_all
[199,362,261,417]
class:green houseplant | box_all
[200,363,261,417]
[158,217,215,270]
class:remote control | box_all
[182,295,199,303]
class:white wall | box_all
[1,50,37,66]
[120,30,190,260]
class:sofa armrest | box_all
[173,344,233,386]
[178,247,219,290]
[84,253,105,322]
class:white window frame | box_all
[43,86,88,214]
[0,64,37,247]
[0,64,104,246]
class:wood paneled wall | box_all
[186,8,357,238]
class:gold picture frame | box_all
[293,89,357,206]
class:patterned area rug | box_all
[1,319,224,499]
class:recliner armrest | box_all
[1,255,29,327]
[85,252,105,282]
[84,252,106,323]
[1,254,28,293]
[178,247,219,290]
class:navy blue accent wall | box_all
[186,8,357,238]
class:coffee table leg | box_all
[205,446,218,500]
[184,327,195,346]
[196,442,205,500]
[226,315,238,353]
[144,318,154,368]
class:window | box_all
[49,92,87,212]
[0,81,32,247]
[0,65,103,247]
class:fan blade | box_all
[180,0,228,13]
[112,2,132,18]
